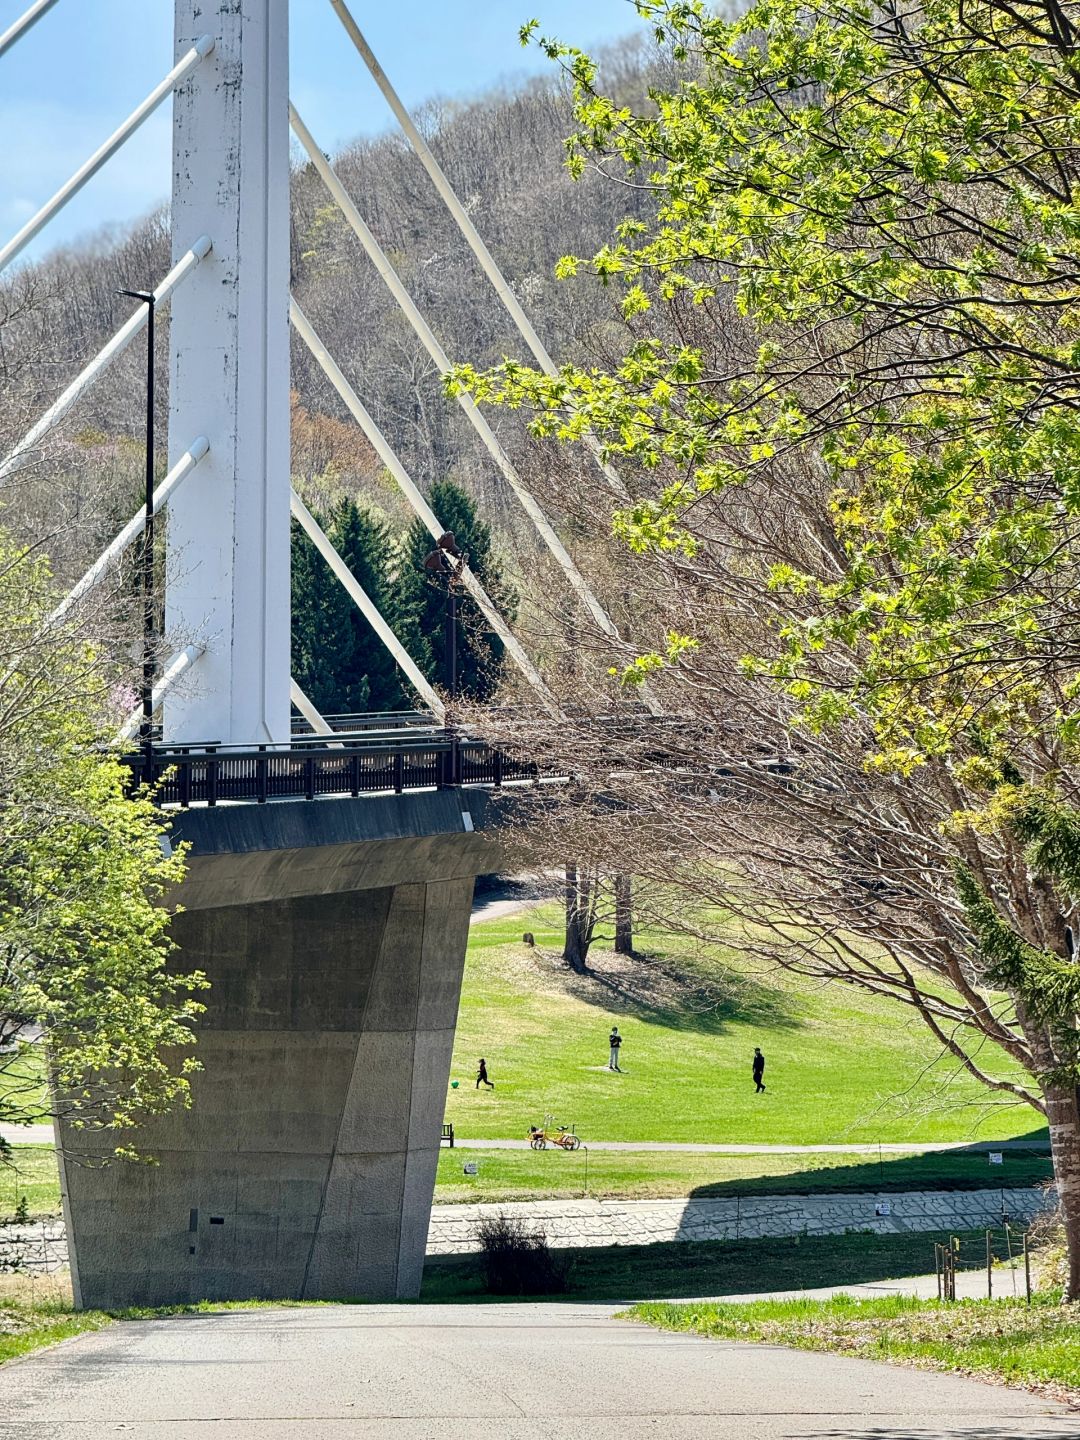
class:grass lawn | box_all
[420,1226,996,1304]
[434,1144,1053,1203]
[627,1291,1080,1403]
[447,904,1047,1146]
[0,1147,62,1218]
[9,1142,1051,1220]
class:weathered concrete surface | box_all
[0,1302,1072,1439]
[56,792,499,1310]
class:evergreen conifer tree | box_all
[290,499,408,716]
[327,500,405,713]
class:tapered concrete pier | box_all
[56,790,497,1309]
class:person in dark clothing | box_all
[752,1047,766,1092]
[476,1057,494,1089]
[608,1027,623,1072]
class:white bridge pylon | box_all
[2,0,659,747]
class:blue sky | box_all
[0,0,646,265]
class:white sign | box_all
[989,1152,1003,1165]
[463,1162,479,1176]
[875,1200,892,1217]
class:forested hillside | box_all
[0,36,658,703]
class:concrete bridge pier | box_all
[56,792,497,1309]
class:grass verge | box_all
[421,1226,988,1304]
[625,1292,1080,1404]
[5,1144,1051,1219]
[434,1145,1053,1203]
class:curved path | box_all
[0,1301,1073,1438]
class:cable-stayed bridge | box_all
[0,0,646,1309]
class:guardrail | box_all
[120,733,539,807]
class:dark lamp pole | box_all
[118,287,156,783]
[423,532,464,701]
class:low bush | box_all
[474,1211,572,1295]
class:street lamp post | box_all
[424,532,465,787]
[423,531,464,700]
[117,287,156,784]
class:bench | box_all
[441,1123,455,1148]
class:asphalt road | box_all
[0,1302,1073,1439]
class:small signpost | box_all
[989,1152,1003,1165]
[463,1162,478,1176]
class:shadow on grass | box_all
[421,1226,988,1305]
[528,944,803,1039]
[685,1131,1053,1201]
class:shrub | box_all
[474,1211,572,1295]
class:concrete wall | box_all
[56,792,499,1309]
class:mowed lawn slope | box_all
[444,905,1044,1147]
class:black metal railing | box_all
[120,731,540,807]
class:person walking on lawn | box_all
[752,1047,766,1093]
[608,1027,623,1072]
[476,1057,494,1090]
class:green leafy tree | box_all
[453,0,1080,1294]
[393,480,510,702]
[0,529,204,1148]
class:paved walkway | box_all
[0,1301,1071,1438]
[4,1126,1049,1154]
[427,1186,1053,1255]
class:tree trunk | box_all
[1044,1083,1080,1301]
[614,873,635,956]
[563,863,589,973]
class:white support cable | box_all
[327,0,627,501]
[289,679,336,737]
[290,298,560,716]
[50,437,209,625]
[0,237,213,483]
[0,0,60,59]
[117,646,201,742]
[0,36,215,274]
[290,103,638,677]
[289,486,446,722]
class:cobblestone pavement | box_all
[1,1186,1053,1274]
[426,1185,1054,1255]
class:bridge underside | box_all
[56,791,499,1309]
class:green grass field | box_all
[0,1147,60,1217]
[433,1145,1052,1203]
[446,904,1046,1147]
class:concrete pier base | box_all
[56,791,498,1310]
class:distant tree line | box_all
[290,479,511,714]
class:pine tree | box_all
[327,500,405,713]
[290,499,408,716]
[291,516,358,716]
[392,480,510,701]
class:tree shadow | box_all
[686,1129,1053,1201]
[525,943,801,1037]
[421,1226,983,1305]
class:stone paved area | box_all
[0,1186,1053,1274]
[426,1185,1054,1255]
